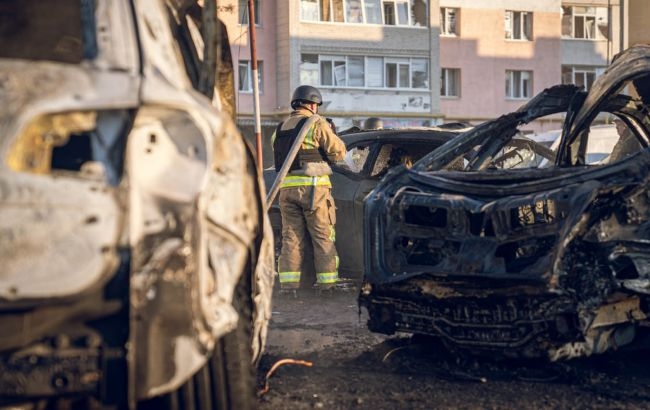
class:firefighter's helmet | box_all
[364,117,384,130]
[291,85,323,108]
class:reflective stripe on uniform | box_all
[281,175,331,188]
[279,271,301,283]
[317,272,338,284]
[304,122,316,147]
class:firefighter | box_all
[272,85,346,293]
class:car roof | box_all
[339,127,462,146]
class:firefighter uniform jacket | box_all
[271,108,346,288]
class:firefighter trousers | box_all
[277,185,338,287]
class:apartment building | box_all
[440,0,626,132]
[221,1,639,166]
[218,0,278,166]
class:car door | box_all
[331,139,379,276]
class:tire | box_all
[139,267,256,410]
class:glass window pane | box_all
[383,2,395,25]
[332,0,344,22]
[334,60,346,86]
[561,6,572,37]
[367,57,383,87]
[451,69,459,96]
[348,56,364,86]
[524,12,532,39]
[238,61,249,91]
[561,66,573,84]
[447,9,457,34]
[505,11,512,39]
[386,63,397,87]
[365,0,382,23]
[301,0,319,21]
[300,54,320,85]
[346,0,362,22]
[585,16,595,38]
[321,60,333,85]
[411,59,428,88]
[321,0,332,21]
[399,64,409,87]
[397,2,409,25]
[513,12,521,38]
[575,16,585,38]
[411,0,427,27]
[239,0,260,24]
[513,71,521,97]
[586,72,595,90]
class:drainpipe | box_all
[619,0,626,53]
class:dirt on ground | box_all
[256,284,650,410]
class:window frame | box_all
[441,68,460,97]
[440,7,458,36]
[561,6,609,40]
[299,0,425,26]
[505,70,532,100]
[238,60,264,93]
[300,53,429,91]
[561,65,605,91]
[505,10,532,41]
[239,0,261,26]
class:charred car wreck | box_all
[360,45,650,361]
[0,1,274,409]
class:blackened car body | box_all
[361,45,650,361]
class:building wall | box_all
[219,1,278,120]
[287,0,442,127]
[218,1,280,168]
[628,0,650,46]
[560,0,622,66]
[439,4,561,122]
[222,0,638,150]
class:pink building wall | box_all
[218,2,278,119]
[440,9,561,122]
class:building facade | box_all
[220,0,641,166]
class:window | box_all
[505,70,532,99]
[300,54,319,85]
[505,10,532,40]
[440,8,458,36]
[238,60,263,92]
[320,56,347,86]
[365,0,383,23]
[383,1,409,25]
[562,66,604,91]
[441,68,460,97]
[385,59,410,87]
[239,0,260,25]
[411,59,428,88]
[300,0,427,26]
[562,6,609,40]
[346,0,363,23]
[299,54,429,90]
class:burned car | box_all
[0,1,274,409]
[360,44,650,361]
[264,126,464,280]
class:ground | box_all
[257,285,650,409]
